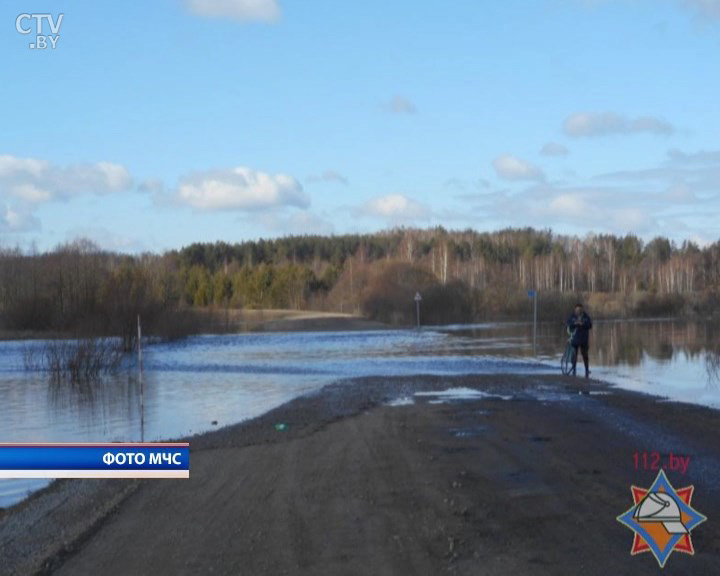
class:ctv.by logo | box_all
[15,13,64,50]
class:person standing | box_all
[566,303,592,378]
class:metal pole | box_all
[533,291,538,355]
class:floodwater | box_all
[0,319,718,507]
[444,319,719,407]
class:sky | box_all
[1,0,719,252]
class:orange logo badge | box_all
[617,469,706,568]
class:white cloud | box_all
[9,183,51,203]
[0,155,132,204]
[0,156,46,179]
[467,145,720,242]
[595,148,720,195]
[548,193,586,217]
[540,142,569,157]
[307,170,348,185]
[485,184,658,235]
[1,205,40,233]
[185,0,281,22]
[96,162,132,189]
[492,155,546,181]
[176,166,308,211]
[563,112,675,137]
[355,194,428,221]
[252,210,335,236]
[388,96,417,115]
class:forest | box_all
[1,227,719,340]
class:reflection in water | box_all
[1,320,719,507]
[444,320,717,368]
[45,373,145,441]
[593,321,716,367]
[706,348,720,391]
[444,320,719,398]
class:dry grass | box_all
[23,338,125,383]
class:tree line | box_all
[1,227,719,336]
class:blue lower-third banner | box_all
[0,443,190,478]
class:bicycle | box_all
[560,327,577,376]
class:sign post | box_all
[414,292,422,329]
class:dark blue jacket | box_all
[567,312,592,347]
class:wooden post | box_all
[138,314,144,443]
[137,315,143,368]
[533,290,538,355]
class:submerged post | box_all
[137,314,142,369]
[138,314,144,443]
[534,290,538,354]
[414,292,422,329]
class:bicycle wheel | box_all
[560,343,576,375]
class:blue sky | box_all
[1,0,719,252]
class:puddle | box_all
[386,396,415,407]
[415,387,512,402]
[523,385,574,403]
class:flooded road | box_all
[0,319,717,506]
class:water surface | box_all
[1,319,717,507]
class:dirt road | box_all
[2,375,719,575]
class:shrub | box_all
[23,338,125,383]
